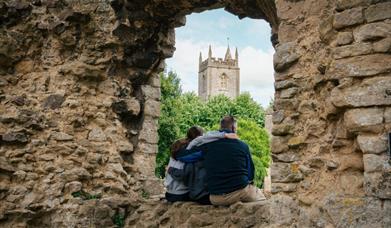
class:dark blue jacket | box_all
[176,130,254,195]
[168,159,209,200]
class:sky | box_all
[165,9,274,107]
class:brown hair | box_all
[220,116,237,132]
[186,126,203,141]
[170,126,204,159]
[170,138,188,159]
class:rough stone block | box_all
[269,195,299,226]
[273,99,299,111]
[271,162,303,183]
[112,98,141,117]
[365,2,391,22]
[61,167,92,182]
[51,132,73,141]
[319,15,336,43]
[288,136,306,148]
[385,107,391,123]
[144,99,160,117]
[364,171,391,199]
[60,62,106,81]
[116,141,134,153]
[357,135,388,154]
[149,73,160,88]
[280,87,298,99]
[363,154,388,173]
[298,100,316,114]
[139,117,158,144]
[143,177,164,195]
[272,110,285,124]
[133,152,156,178]
[43,94,65,109]
[333,7,364,29]
[271,183,297,193]
[274,80,298,90]
[328,54,391,78]
[330,76,391,107]
[336,0,368,11]
[278,22,299,43]
[137,141,158,155]
[0,157,16,173]
[273,151,301,163]
[354,22,391,42]
[88,128,107,142]
[334,32,354,46]
[384,200,391,227]
[373,37,391,53]
[332,43,372,59]
[272,123,294,136]
[273,42,300,72]
[64,181,82,194]
[142,85,160,100]
[271,136,289,154]
[322,195,387,227]
[344,108,383,132]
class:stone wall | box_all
[0,0,162,226]
[0,0,390,227]
[270,0,391,226]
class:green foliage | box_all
[236,119,271,187]
[112,213,125,228]
[156,71,182,178]
[233,92,266,127]
[155,71,271,187]
[141,189,150,199]
[71,190,101,200]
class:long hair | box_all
[170,126,203,159]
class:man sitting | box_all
[176,116,266,206]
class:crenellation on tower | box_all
[198,45,240,101]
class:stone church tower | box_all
[198,45,240,101]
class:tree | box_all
[233,92,266,127]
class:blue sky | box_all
[166,9,275,107]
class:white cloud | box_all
[166,39,275,107]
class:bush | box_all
[236,119,271,187]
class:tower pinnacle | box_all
[224,46,232,60]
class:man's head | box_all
[220,116,237,133]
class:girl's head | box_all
[186,126,203,141]
[170,138,188,158]
[170,126,204,159]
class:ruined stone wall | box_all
[0,0,390,227]
[270,0,390,226]
[0,0,162,226]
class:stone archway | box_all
[0,0,390,227]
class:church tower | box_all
[198,45,240,101]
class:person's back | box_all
[177,116,266,206]
[202,138,251,195]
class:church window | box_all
[220,74,228,90]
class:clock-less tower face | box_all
[198,46,240,101]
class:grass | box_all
[71,190,101,200]
[112,213,125,228]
